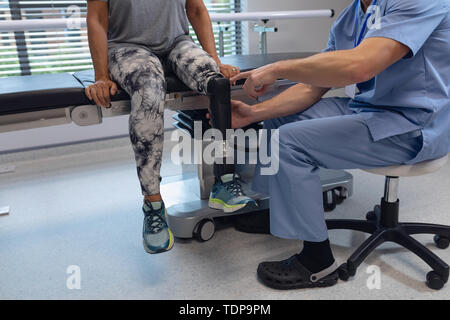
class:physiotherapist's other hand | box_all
[85,78,118,108]
[231,100,256,129]
[231,63,279,99]
[205,100,254,128]
[219,63,240,80]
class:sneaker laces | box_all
[144,202,168,234]
[146,212,167,234]
[224,176,245,197]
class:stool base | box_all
[327,202,450,290]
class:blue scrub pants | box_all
[252,97,423,242]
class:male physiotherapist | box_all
[231,0,449,290]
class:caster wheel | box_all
[336,195,346,205]
[323,190,337,212]
[338,263,350,281]
[434,235,450,249]
[194,219,215,242]
[366,211,377,221]
[324,202,337,212]
[345,261,357,277]
[426,271,446,290]
[334,187,347,205]
[374,205,381,214]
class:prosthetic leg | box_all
[207,76,235,179]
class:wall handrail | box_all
[0,10,334,32]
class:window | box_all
[0,0,242,77]
[192,0,242,56]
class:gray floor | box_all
[1,135,449,300]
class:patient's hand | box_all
[85,78,118,108]
[219,63,240,80]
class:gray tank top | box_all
[98,0,192,54]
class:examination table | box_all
[0,52,353,241]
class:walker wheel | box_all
[194,219,216,242]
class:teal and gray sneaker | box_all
[208,174,257,213]
[142,200,174,254]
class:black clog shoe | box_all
[257,255,339,290]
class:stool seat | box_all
[365,155,448,177]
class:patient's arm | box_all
[231,84,329,128]
[186,0,239,79]
[86,0,117,107]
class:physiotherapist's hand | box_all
[231,100,257,129]
[85,78,118,108]
[205,100,255,128]
[231,63,279,99]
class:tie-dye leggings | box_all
[108,40,220,196]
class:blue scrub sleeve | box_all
[364,0,448,57]
[321,28,336,53]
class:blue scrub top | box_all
[324,0,449,163]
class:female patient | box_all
[86,0,255,254]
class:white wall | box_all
[1,0,351,154]
[245,0,351,54]
[1,116,128,153]
[0,112,177,154]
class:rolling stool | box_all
[327,155,450,290]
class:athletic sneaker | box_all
[142,200,174,254]
[209,174,257,213]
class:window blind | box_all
[0,0,242,77]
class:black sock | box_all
[297,239,335,273]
